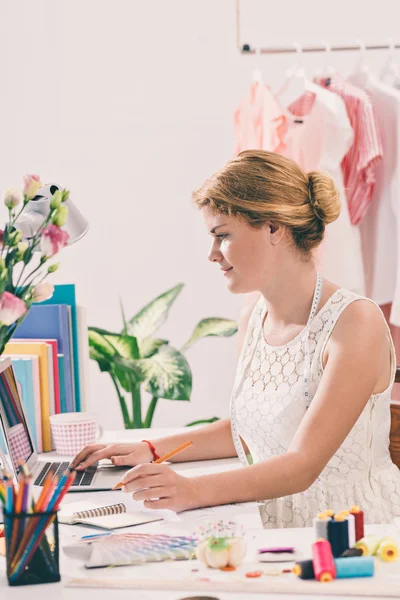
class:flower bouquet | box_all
[0,174,70,355]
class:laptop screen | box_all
[0,360,34,474]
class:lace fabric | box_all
[230,289,400,527]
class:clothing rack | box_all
[235,0,400,55]
[240,43,400,55]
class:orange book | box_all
[5,342,52,451]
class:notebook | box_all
[58,501,163,529]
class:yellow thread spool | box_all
[376,537,399,562]
[355,535,382,556]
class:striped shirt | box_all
[315,75,383,225]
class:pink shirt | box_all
[316,75,383,225]
[234,82,287,155]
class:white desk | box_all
[1,429,400,599]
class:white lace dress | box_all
[230,288,400,528]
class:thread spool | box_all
[292,559,315,580]
[339,510,356,548]
[355,535,381,556]
[334,557,375,578]
[349,506,364,541]
[340,547,363,558]
[313,512,330,540]
[328,515,349,557]
[312,539,336,582]
[376,537,399,562]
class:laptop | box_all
[0,357,128,491]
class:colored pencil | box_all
[11,470,76,580]
[112,441,193,490]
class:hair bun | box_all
[307,172,341,225]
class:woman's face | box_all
[202,206,277,294]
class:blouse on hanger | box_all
[348,74,400,325]
[315,75,383,226]
[234,82,365,294]
[233,82,287,156]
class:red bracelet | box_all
[141,439,160,461]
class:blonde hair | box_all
[192,150,341,256]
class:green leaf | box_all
[181,318,238,352]
[89,327,139,360]
[186,417,220,427]
[120,297,128,335]
[89,346,112,372]
[115,346,192,401]
[127,283,184,339]
[88,330,117,362]
[112,364,134,392]
[139,337,168,358]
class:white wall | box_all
[0,0,399,429]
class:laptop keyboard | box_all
[34,462,97,487]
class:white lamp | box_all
[15,183,89,245]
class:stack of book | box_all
[0,284,90,452]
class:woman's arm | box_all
[190,299,390,506]
[122,299,391,511]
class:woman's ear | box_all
[269,221,286,245]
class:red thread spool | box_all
[312,539,336,582]
[349,505,364,541]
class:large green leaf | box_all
[88,330,117,362]
[181,318,238,352]
[139,337,168,358]
[115,346,192,401]
[89,327,140,360]
[126,283,184,339]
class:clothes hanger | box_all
[276,42,308,108]
[252,46,263,84]
[315,41,336,82]
[350,39,370,86]
[380,38,399,84]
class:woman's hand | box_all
[70,442,154,470]
[121,463,200,512]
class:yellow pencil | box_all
[112,441,193,490]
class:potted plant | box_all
[88,283,238,428]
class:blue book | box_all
[37,285,82,412]
[58,355,66,413]
[13,304,75,412]
[10,358,38,449]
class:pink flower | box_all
[40,224,69,258]
[32,282,54,303]
[22,174,42,200]
[0,230,4,250]
[0,292,27,326]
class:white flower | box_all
[4,188,23,209]
[32,282,54,303]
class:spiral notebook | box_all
[58,501,162,529]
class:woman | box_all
[72,150,400,527]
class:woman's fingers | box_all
[132,486,173,501]
[70,444,106,469]
[143,498,173,510]
[74,446,121,470]
[122,474,164,493]
[120,463,164,485]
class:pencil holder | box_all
[4,510,60,586]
